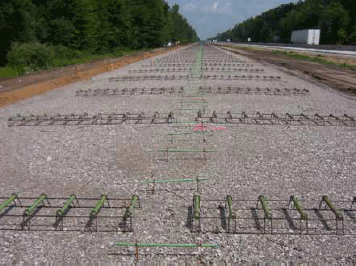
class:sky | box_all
[165,0,300,40]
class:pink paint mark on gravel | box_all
[193,124,227,132]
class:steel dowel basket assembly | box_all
[0,194,141,232]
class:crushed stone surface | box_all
[1,43,356,263]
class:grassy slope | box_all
[0,66,18,77]
[0,48,151,78]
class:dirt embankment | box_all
[219,45,356,96]
[0,46,183,108]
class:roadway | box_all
[218,42,356,57]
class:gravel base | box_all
[1,43,356,263]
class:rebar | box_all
[127,195,139,216]
[193,195,201,220]
[226,195,237,219]
[7,112,175,126]
[258,195,272,220]
[194,112,356,127]
[0,192,356,234]
[56,194,77,217]
[76,87,185,96]
[24,194,47,216]
[198,86,309,95]
[90,195,107,218]
[0,194,18,213]
[290,196,308,220]
[321,196,343,219]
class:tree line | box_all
[210,0,355,45]
[0,0,198,68]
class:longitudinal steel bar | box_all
[196,111,356,127]
[76,87,184,96]
[258,196,272,220]
[193,195,201,220]
[226,195,237,233]
[0,194,19,213]
[320,196,344,219]
[90,195,108,218]
[7,112,175,126]
[226,195,237,219]
[126,195,139,218]
[56,194,78,217]
[24,194,48,217]
[290,196,308,220]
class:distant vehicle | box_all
[291,29,320,45]
[167,42,172,47]
[227,39,230,42]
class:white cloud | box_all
[204,2,219,12]
[204,1,232,13]
[220,2,232,13]
[183,3,197,11]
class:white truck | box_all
[291,29,320,45]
